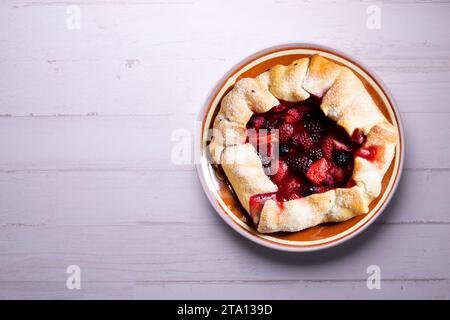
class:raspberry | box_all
[252,116,265,130]
[279,123,294,143]
[284,108,301,123]
[291,132,314,150]
[307,148,323,161]
[271,103,290,113]
[271,160,289,184]
[286,155,313,175]
[305,120,325,135]
[322,135,335,159]
[332,150,352,165]
[306,158,329,185]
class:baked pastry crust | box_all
[210,54,398,233]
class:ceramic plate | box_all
[196,44,404,252]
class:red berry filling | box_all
[246,98,365,203]
[355,145,384,163]
[249,192,277,218]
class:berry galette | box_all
[209,54,398,233]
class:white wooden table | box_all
[0,0,449,299]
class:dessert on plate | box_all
[209,54,398,233]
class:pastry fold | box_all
[209,54,399,233]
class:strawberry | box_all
[271,160,289,184]
[306,158,329,185]
[333,138,352,152]
[284,108,301,123]
[324,163,345,186]
[333,166,346,185]
[322,134,352,159]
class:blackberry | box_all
[302,112,313,121]
[307,185,330,195]
[307,148,323,161]
[309,131,322,143]
[305,120,325,135]
[286,155,312,175]
[332,150,352,166]
[279,144,290,157]
[263,115,282,131]
[263,119,277,131]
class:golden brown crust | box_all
[257,57,311,102]
[209,78,279,164]
[209,54,399,233]
[303,54,343,98]
[221,144,277,214]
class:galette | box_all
[209,54,398,233]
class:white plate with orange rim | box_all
[196,44,404,252]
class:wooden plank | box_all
[0,169,448,226]
[1,1,448,62]
[0,280,448,299]
[0,113,448,171]
[132,280,450,299]
[0,224,448,282]
[0,281,133,300]
[0,59,448,116]
[0,2,448,115]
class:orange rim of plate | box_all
[196,44,404,252]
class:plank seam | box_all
[0,279,448,284]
